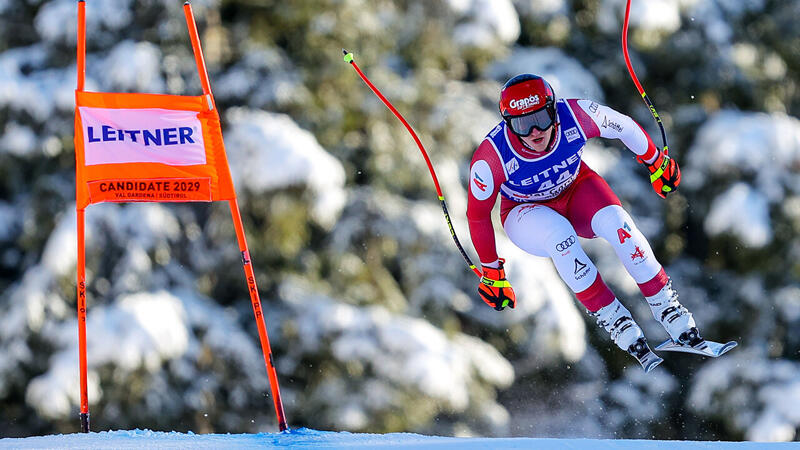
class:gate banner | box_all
[74,91,236,207]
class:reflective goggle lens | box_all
[506,107,554,136]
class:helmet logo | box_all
[508,94,541,111]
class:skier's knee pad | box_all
[590,205,634,241]
[591,205,661,283]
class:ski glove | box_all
[642,152,681,198]
[478,259,516,311]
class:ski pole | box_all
[343,50,481,278]
[622,0,669,155]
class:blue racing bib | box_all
[485,100,587,202]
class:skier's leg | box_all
[504,204,599,295]
[590,204,662,284]
[504,204,642,351]
[590,204,697,343]
[565,167,699,344]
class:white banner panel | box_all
[79,107,207,166]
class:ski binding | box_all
[628,338,663,372]
[655,339,737,357]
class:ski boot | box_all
[591,299,662,372]
[646,280,736,356]
[645,280,702,347]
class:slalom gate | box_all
[72,0,287,433]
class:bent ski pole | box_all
[343,50,481,278]
[622,0,669,155]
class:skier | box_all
[467,73,700,370]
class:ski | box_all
[628,338,664,372]
[636,349,664,373]
[655,339,737,357]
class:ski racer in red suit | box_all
[467,74,699,367]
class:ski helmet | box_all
[499,74,557,137]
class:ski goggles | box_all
[504,106,555,136]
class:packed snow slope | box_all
[0,428,795,449]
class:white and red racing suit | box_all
[467,99,669,311]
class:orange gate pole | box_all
[228,198,289,432]
[183,1,288,431]
[75,0,90,434]
[77,210,89,434]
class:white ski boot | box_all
[591,299,662,372]
[645,280,703,347]
[592,298,642,350]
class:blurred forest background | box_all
[1,0,800,442]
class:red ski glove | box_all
[478,259,516,311]
[641,152,681,198]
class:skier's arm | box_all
[569,99,659,161]
[467,140,516,310]
[569,99,681,198]
[466,140,505,266]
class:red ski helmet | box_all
[499,74,557,136]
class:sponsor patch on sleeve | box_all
[470,160,494,201]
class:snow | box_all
[214,48,310,109]
[704,183,772,248]
[428,80,502,151]
[115,203,182,249]
[1,428,796,449]
[688,352,800,442]
[0,45,73,123]
[683,110,800,247]
[685,111,800,199]
[0,201,17,241]
[597,0,682,35]
[33,0,82,45]
[775,286,800,322]
[594,0,770,47]
[448,0,520,48]
[279,280,513,418]
[26,291,190,419]
[37,204,182,279]
[1,264,57,341]
[100,40,166,93]
[480,241,588,364]
[1,0,796,443]
[40,209,78,276]
[685,0,767,46]
[606,368,678,426]
[223,108,347,228]
[25,288,265,421]
[0,121,37,156]
[512,0,567,20]
[6,203,267,422]
[489,47,605,102]
[34,0,135,44]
